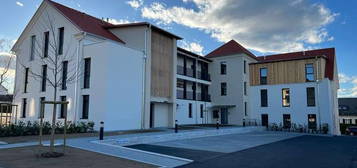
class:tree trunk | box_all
[50,88,57,153]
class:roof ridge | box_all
[205,39,256,60]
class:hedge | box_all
[0,121,94,137]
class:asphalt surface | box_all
[129,135,357,168]
[179,135,357,168]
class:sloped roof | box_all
[254,48,336,80]
[205,40,257,59]
[177,47,212,62]
[46,0,125,43]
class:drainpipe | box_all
[73,32,85,122]
[315,56,321,131]
[141,25,150,129]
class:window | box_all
[305,64,315,82]
[260,68,267,85]
[244,102,247,116]
[43,31,49,57]
[83,58,91,89]
[59,96,67,118]
[282,88,290,107]
[39,97,45,118]
[200,104,203,118]
[30,35,36,61]
[308,114,317,129]
[260,89,268,107]
[213,110,219,118]
[189,103,192,118]
[82,95,89,119]
[62,61,68,90]
[58,27,64,55]
[220,62,227,75]
[22,98,27,118]
[244,82,247,95]
[221,82,227,96]
[244,60,247,74]
[41,65,47,92]
[306,87,315,106]
[283,114,291,128]
[24,68,29,93]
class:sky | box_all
[0,0,356,97]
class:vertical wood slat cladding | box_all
[249,58,326,86]
[151,30,174,98]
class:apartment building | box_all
[339,98,357,125]
[176,48,212,125]
[249,49,340,135]
[11,0,340,134]
[11,0,180,130]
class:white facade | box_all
[11,1,146,131]
[249,79,340,134]
[208,54,256,125]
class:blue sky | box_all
[0,0,356,97]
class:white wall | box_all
[208,54,256,125]
[83,41,144,131]
[249,79,339,134]
[176,99,212,125]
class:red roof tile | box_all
[255,48,336,80]
[46,0,125,44]
[205,40,257,60]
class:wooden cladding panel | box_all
[151,30,174,98]
[250,58,326,86]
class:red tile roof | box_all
[46,0,125,43]
[255,48,336,80]
[205,40,257,60]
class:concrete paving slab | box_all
[153,131,302,153]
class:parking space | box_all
[150,131,301,153]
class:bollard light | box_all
[99,121,104,140]
[175,120,178,133]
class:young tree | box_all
[0,38,16,91]
[18,11,80,154]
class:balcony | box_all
[177,90,184,99]
[197,71,211,81]
[177,65,185,75]
[197,93,211,102]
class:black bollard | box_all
[99,121,104,140]
[175,120,178,133]
[216,119,219,129]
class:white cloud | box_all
[107,18,131,25]
[127,0,144,9]
[179,40,204,55]
[338,73,357,97]
[16,1,24,7]
[139,0,337,53]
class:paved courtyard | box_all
[128,132,357,168]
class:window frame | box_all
[59,96,67,119]
[30,35,36,61]
[62,61,68,90]
[58,27,64,55]
[24,68,29,93]
[244,60,247,74]
[83,58,91,89]
[305,63,315,82]
[260,68,267,85]
[41,65,47,92]
[21,98,27,118]
[188,103,192,118]
[220,62,227,75]
[43,31,49,58]
[82,95,89,119]
[306,87,316,107]
[221,82,227,96]
[282,88,290,107]
[260,89,268,107]
[200,104,203,118]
